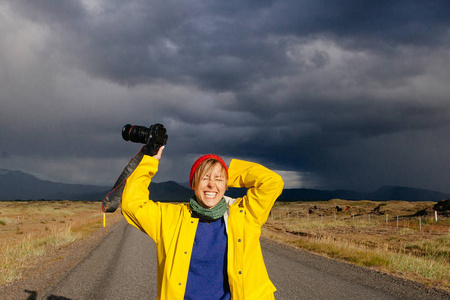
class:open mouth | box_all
[204,192,217,199]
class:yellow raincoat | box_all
[121,155,284,299]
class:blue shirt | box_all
[184,217,231,300]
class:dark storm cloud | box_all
[9,0,450,85]
[2,0,450,192]
[257,0,450,47]
[14,0,449,83]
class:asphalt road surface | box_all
[42,220,449,300]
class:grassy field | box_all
[262,199,450,291]
[0,201,122,286]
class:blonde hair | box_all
[191,158,228,190]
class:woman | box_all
[121,146,284,299]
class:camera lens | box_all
[122,124,132,141]
[122,124,150,144]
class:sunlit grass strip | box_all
[280,218,383,230]
[0,225,81,285]
[405,235,450,257]
[388,251,449,282]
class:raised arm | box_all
[121,146,165,241]
[227,159,284,226]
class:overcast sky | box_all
[1,0,450,193]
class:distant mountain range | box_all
[0,169,449,202]
[278,186,450,202]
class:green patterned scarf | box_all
[189,196,228,221]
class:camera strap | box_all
[102,148,145,213]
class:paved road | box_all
[42,220,449,300]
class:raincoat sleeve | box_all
[121,154,163,243]
[227,159,284,226]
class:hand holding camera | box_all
[102,123,168,213]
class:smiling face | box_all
[192,161,227,209]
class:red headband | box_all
[189,154,228,188]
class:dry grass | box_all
[0,201,122,286]
[263,199,450,291]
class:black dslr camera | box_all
[122,124,168,156]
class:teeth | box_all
[205,192,217,198]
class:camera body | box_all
[122,124,168,156]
